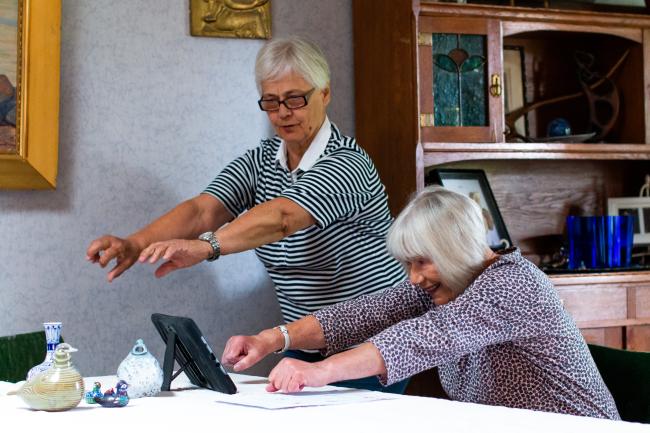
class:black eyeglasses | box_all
[258,88,316,112]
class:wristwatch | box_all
[198,231,221,262]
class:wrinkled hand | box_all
[86,235,142,282]
[138,239,212,278]
[221,334,275,372]
[266,358,330,393]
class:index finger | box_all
[86,236,112,261]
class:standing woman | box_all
[86,36,407,392]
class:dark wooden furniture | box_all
[353,0,650,352]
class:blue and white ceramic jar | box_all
[116,339,163,398]
[26,322,62,380]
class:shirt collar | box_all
[275,117,332,173]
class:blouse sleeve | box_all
[280,148,383,229]
[202,147,260,217]
[312,281,433,356]
[369,262,561,385]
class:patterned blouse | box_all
[312,249,620,419]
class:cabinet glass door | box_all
[419,17,503,143]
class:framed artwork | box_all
[426,168,512,250]
[608,197,650,245]
[0,0,61,189]
[190,0,271,39]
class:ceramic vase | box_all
[26,322,62,380]
[117,339,163,398]
[8,343,85,411]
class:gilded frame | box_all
[190,0,271,39]
[0,0,61,189]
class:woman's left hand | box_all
[266,358,331,393]
[138,239,212,278]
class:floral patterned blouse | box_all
[312,249,620,419]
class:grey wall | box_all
[0,0,353,377]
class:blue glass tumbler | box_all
[567,215,635,270]
[567,216,599,270]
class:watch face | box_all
[199,232,213,241]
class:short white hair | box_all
[387,186,491,295]
[255,36,330,94]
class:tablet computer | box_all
[151,313,237,394]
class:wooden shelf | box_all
[549,270,650,287]
[422,142,650,166]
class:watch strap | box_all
[273,325,290,354]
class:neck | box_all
[285,116,326,171]
[285,142,309,171]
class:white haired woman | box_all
[86,36,407,393]
[221,186,620,419]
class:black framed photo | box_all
[426,169,512,250]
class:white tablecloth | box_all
[1,374,647,432]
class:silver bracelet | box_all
[273,325,290,354]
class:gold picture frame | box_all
[190,0,271,39]
[0,0,61,189]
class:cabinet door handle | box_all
[489,73,502,97]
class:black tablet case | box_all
[151,313,237,394]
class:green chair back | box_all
[0,331,51,383]
[588,344,650,423]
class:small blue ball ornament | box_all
[547,118,572,137]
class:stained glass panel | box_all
[432,33,487,127]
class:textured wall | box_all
[0,0,353,377]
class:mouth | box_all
[421,282,441,296]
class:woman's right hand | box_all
[221,329,282,372]
[86,235,142,282]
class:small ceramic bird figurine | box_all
[85,381,103,404]
[7,343,85,411]
[94,380,129,408]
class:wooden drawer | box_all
[580,327,623,349]
[631,286,650,319]
[556,284,627,325]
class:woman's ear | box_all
[322,86,331,107]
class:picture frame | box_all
[607,197,650,245]
[426,168,512,250]
[0,0,61,189]
[189,0,271,40]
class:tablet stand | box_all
[161,326,192,391]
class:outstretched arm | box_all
[86,194,231,282]
[138,197,316,278]
[221,315,325,372]
[266,343,386,393]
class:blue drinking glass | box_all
[618,215,635,268]
[567,216,599,270]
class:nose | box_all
[278,103,293,118]
[408,267,423,285]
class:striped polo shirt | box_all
[203,119,406,323]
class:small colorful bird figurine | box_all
[85,381,103,404]
[94,380,129,408]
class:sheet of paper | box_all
[213,387,399,410]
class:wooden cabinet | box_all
[552,272,650,351]
[353,0,650,352]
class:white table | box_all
[1,374,647,432]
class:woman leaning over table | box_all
[221,186,620,419]
[86,36,407,393]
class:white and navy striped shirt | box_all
[203,120,406,323]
